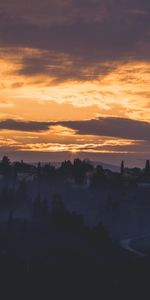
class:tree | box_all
[37,162,41,177]
[73,159,86,184]
[17,180,27,203]
[92,222,112,250]
[82,159,93,173]
[33,194,41,218]
[145,160,150,173]
[14,160,33,173]
[51,193,65,215]
[143,160,150,181]
[43,164,56,178]
[91,165,106,188]
[37,162,41,194]
[60,160,73,178]
[121,160,124,176]
[0,156,11,177]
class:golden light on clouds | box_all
[0,49,149,120]
[0,126,139,155]
[0,47,150,163]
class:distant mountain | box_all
[91,161,120,172]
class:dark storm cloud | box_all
[0,119,51,132]
[0,0,149,80]
[61,118,150,141]
[1,117,150,141]
[0,15,148,59]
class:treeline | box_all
[0,199,119,299]
[1,186,149,299]
[0,156,150,188]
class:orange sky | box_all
[0,51,149,166]
[0,0,149,166]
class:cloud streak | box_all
[1,117,150,142]
[0,119,51,132]
[61,118,150,141]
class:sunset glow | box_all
[0,0,149,166]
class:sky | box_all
[0,0,149,166]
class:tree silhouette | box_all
[43,164,56,179]
[51,193,65,215]
[14,160,34,173]
[33,194,42,218]
[0,156,11,177]
[144,160,150,179]
[121,160,124,176]
[92,222,112,251]
[91,165,106,187]
[60,160,73,178]
[73,159,86,184]
[37,162,41,178]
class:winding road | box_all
[120,233,150,257]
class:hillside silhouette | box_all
[0,156,150,298]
